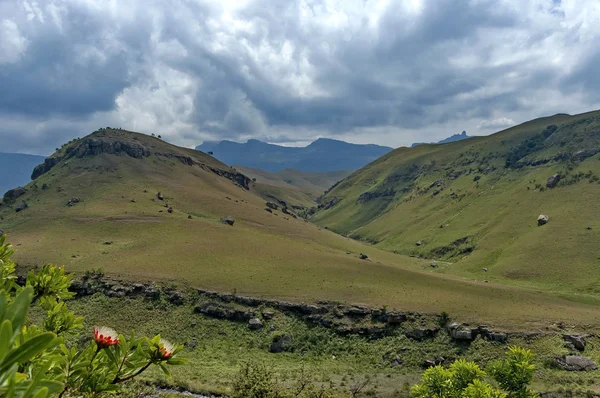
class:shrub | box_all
[411,347,538,398]
[0,234,186,397]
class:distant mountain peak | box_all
[411,131,471,147]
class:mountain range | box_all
[196,138,393,172]
[410,131,471,147]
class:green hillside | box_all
[234,165,350,207]
[313,110,600,297]
[2,127,600,329]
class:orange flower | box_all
[93,326,119,348]
[157,339,174,360]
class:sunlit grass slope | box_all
[2,127,600,328]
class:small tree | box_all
[0,235,186,397]
[488,347,538,398]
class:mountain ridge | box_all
[196,138,393,172]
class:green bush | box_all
[0,234,186,397]
[411,347,538,398]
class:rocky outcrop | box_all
[30,132,251,190]
[266,202,279,210]
[546,174,561,188]
[31,158,59,180]
[318,198,340,210]
[563,334,586,351]
[64,276,562,345]
[3,187,26,203]
[358,188,395,202]
[555,355,597,371]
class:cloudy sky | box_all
[1,0,599,155]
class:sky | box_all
[1,0,599,155]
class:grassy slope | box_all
[313,110,600,299]
[234,166,350,207]
[3,128,600,329]
[53,295,600,397]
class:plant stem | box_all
[112,360,153,384]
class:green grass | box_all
[3,127,600,330]
[45,294,600,397]
[314,110,600,303]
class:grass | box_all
[42,294,600,397]
[314,110,600,303]
[3,127,600,330]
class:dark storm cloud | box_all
[0,0,599,153]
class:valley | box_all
[1,114,600,396]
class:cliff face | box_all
[31,130,251,190]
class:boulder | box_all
[221,216,235,226]
[67,197,81,206]
[416,240,422,246]
[555,355,597,371]
[270,334,292,353]
[157,192,164,200]
[248,318,264,330]
[537,215,549,226]
[546,174,561,188]
[430,261,438,268]
[359,253,369,260]
[3,187,26,203]
[488,332,508,343]
[168,207,173,214]
[264,207,272,213]
[448,323,475,341]
[15,202,28,213]
[262,311,275,319]
[563,334,586,351]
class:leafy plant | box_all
[488,347,538,398]
[411,348,538,398]
[0,234,186,397]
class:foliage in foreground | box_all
[0,235,186,397]
[411,347,538,398]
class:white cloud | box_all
[477,117,516,129]
[0,19,28,64]
[1,0,600,153]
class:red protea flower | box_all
[93,326,119,348]
[157,339,175,360]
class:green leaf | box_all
[159,363,171,377]
[166,358,187,365]
[0,319,13,359]
[0,333,56,374]
[32,387,49,398]
[5,287,33,331]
